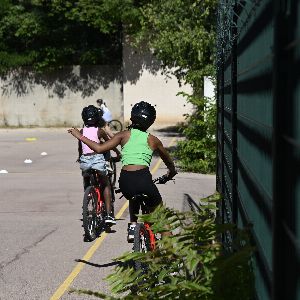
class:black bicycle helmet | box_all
[81,105,100,127]
[130,101,156,130]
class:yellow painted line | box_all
[25,137,37,141]
[49,136,177,300]
[50,206,128,300]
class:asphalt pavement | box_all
[0,128,215,300]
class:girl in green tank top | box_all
[121,128,153,167]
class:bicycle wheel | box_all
[133,223,151,272]
[109,119,123,132]
[82,186,99,241]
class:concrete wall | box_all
[0,43,193,128]
[123,42,193,128]
[0,66,123,127]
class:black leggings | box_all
[119,168,162,222]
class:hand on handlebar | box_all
[167,169,177,180]
[115,173,177,199]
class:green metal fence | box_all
[216,1,300,299]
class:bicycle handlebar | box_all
[115,174,174,195]
[153,174,174,184]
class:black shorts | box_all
[118,168,162,207]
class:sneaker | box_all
[105,214,116,225]
[127,223,136,243]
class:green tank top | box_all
[121,129,153,166]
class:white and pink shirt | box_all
[81,127,100,154]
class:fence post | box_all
[272,1,288,299]
[221,58,225,221]
[231,0,238,225]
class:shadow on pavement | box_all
[75,259,122,268]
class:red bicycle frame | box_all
[94,187,104,214]
[144,223,156,250]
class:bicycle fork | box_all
[95,188,104,214]
[144,223,156,250]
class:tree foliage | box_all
[175,94,216,173]
[131,0,218,173]
[0,0,216,81]
[0,0,137,73]
[134,0,217,88]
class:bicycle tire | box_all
[133,223,151,272]
[108,119,123,132]
[82,186,98,241]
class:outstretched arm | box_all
[99,128,121,160]
[103,123,114,139]
[68,127,122,153]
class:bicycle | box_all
[82,168,116,242]
[108,119,123,132]
[115,174,173,271]
[96,106,123,132]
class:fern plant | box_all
[72,194,254,300]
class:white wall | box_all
[0,66,123,127]
[204,76,215,100]
[0,45,193,128]
[122,42,193,128]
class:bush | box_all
[174,94,216,174]
[73,194,254,300]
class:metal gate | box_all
[216,1,300,299]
